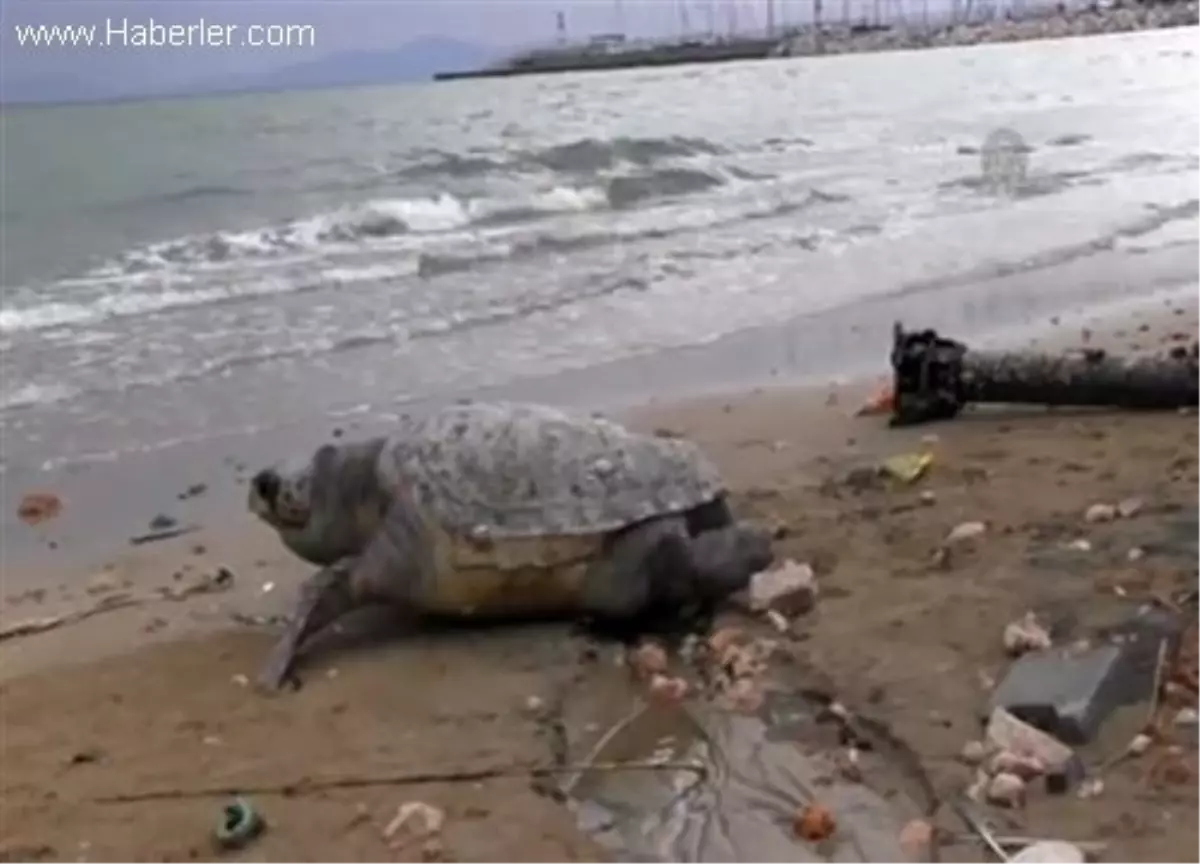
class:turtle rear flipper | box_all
[686,521,774,600]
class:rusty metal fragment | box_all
[888,321,1199,427]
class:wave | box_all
[395,134,726,182]
[90,164,734,275]
[0,180,842,337]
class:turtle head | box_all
[249,439,389,566]
[249,444,333,533]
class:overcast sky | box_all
[2,1,828,96]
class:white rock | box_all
[1174,707,1199,726]
[1116,497,1144,518]
[748,560,817,616]
[945,521,986,544]
[959,740,989,765]
[765,609,790,633]
[1127,547,1145,562]
[1127,732,1153,756]
[1011,841,1086,863]
[1076,777,1104,799]
[919,490,937,505]
[1002,613,1052,657]
[384,801,445,845]
[986,707,1076,773]
[1084,503,1116,524]
[985,771,1026,807]
[1066,538,1092,552]
[988,749,1046,779]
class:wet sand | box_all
[1,298,1197,861]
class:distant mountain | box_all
[226,37,504,92]
[1,36,504,106]
[1,72,120,106]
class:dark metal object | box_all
[889,321,1199,427]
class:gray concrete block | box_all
[988,644,1130,745]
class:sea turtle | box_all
[248,401,774,690]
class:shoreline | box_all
[3,235,1195,575]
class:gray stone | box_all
[988,644,1127,744]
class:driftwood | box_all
[0,569,233,644]
[888,322,1199,426]
[93,760,708,804]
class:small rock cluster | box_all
[626,558,820,712]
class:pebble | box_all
[260,581,276,594]
[231,674,249,687]
[648,674,689,703]
[1127,732,1153,756]
[899,819,934,861]
[629,641,669,678]
[1127,547,1145,562]
[1002,613,1052,657]
[765,609,790,633]
[1076,777,1104,799]
[945,521,986,544]
[959,740,989,765]
[1116,497,1144,518]
[1084,503,1116,523]
[1174,707,1198,726]
[985,771,1026,807]
[919,490,937,505]
[523,695,545,716]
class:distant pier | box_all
[433,36,780,81]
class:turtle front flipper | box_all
[257,559,361,691]
[258,493,436,691]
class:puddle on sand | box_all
[559,689,934,862]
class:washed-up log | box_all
[888,322,1199,427]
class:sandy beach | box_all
[2,289,1196,861]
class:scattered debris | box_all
[1075,777,1104,799]
[792,803,837,841]
[898,818,934,861]
[149,514,177,530]
[887,320,1199,426]
[855,383,894,417]
[989,643,1131,744]
[383,801,445,852]
[1115,497,1144,519]
[648,674,689,703]
[765,609,790,633]
[629,641,669,679]
[129,524,201,546]
[880,451,934,484]
[213,797,265,851]
[523,695,545,716]
[179,483,208,500]
[17,492,62,526]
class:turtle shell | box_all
[377,401,725,540]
